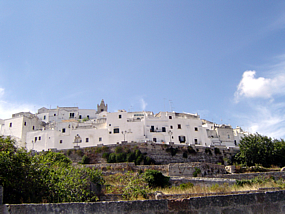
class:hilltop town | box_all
[0,99,248,152]
[2,100,285,214]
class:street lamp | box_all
[168,130,173,143]
[122,131,127,142]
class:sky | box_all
[1,1,285,139]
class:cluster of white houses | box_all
[0,100,248,152]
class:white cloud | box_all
[140,98,147,111]
[238,102,285,139]
[234,55,285,139]
[0,88,36,119]
[235,70,285,102]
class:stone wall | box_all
[169,162,226,177]
[170,177,236,187]
[61,142,238,165]
[3,190,285,214]
[212,171,285,180]
[82,163,169,175]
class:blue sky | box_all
[1,1,285,139]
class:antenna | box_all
[169,100,173,112]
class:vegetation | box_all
[0,136,104,204]
[166,147,178,156]
[142,169,170,188]
[205,148,212,155]
[187,146,196,154]
[102,148,155,165]
[214,148,221,155]
[235,133,285,167]
[193,167,201,177]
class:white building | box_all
[0,100,248,151]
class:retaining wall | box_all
[213,171,285,180]
[169,162,226,177]
[2,190,285,214]
[170,177,236,187]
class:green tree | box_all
[0,136,104,204]
[235,133,282,167]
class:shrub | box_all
[67,149,72,156]
[183,152,188,158]
[180,182,194,190]
[188,146,196,154]
[166,147,178,156]
[102,152,110,159]
[214,148,221,155]
[143,169,170,188]
[115,146,123,153]
[81,155,90,164]
[205,148,212,155]
[193,167,201,177]
[76,149,84,157]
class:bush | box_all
[81,155,90,164]
[102,152,110,159]
[166,147,178,156]
[76,149,84,157]
[188,146,196,154]
[183,152,188,158]
[214,148,221,155]
[193,167,201,177]
[205,148,212,155]
[115,146,123,153]
[143,169,170,188]
[67,149,72,156]
[0,136,104,204]
[103,148,154,165]
[180,182,194,190]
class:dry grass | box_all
[103,172,285,198]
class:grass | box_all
[102,172,285,199]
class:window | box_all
[153,138,157,142]
[79,115,82,119]
[162,127,166,132]
[44,115,46,120]
[113,128,120,134]
[170,125,173,129]
[119,115,122,119]
[178,124,181,129]
[33,126,35,130]
[60,140,63,144]
[109,131,112,134]
[109,124,111,126]
[62,128,66,133]
[87,115,89,119]
[179,136,186,143]
[150,126,154,132]
[70,113,75,118]
[35,137,37,142]
[99,137,102,142]
[195,127,198,131]
[9,122,12,127]
[86,138,89,143]
[101,109,104,112]
[228,135,230,139]
[24,122,26,126]
[39,136,41,141]
[194,139,198,144]
[169,116,172,119]
[54,114,56,116]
